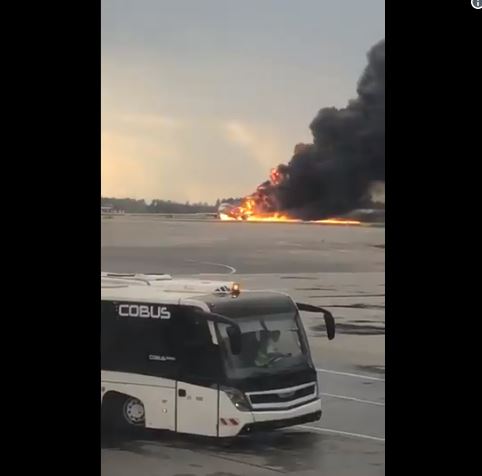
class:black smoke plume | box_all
[249,39,385,220]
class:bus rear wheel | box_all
[102,393,146,432]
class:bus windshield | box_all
[217,311,310,379]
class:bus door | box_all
[175,315,220,436]
[175,307,243,436]
[176,382,219,436]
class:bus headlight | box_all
[222,387,251,412]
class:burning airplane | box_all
[218,39,385,225]
[217,202,366,225]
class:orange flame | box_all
[219,212,361,226]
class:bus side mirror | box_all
[296,302,336,340]
[227,325,242,355]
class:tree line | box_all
[101,197,243,213]
[101,196,383,214]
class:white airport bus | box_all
[101,272,335,437]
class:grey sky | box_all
[102,0,385,203]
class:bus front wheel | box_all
[102,392,146,432]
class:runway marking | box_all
[310,294,385,298]
[320,392,384,406]
[317,368,385,382]
[276,241,304,247]
[185,259,237,274]
[298,425,385,442]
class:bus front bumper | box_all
[241,398,322,434]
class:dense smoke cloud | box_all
[249,39,385,220]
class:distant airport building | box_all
[101,205,125,216]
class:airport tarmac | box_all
[101,216,385,476]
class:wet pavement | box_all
[102,428,384,476]
[101,216,385,475]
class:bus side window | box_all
[101,301,181,379]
